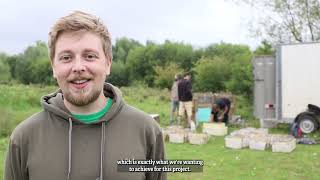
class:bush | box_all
[154,63,182,89]
[194,57,231,92]
[0,60,11,83]
[28,57,55,84]
[108,61,129,87]
[225,60,253,99]
[13,41,54,85]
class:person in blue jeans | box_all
[211,98,231,125]
[170,74,182,125]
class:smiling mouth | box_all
[70,79,91,84]
[68,78,92,89]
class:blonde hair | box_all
[48,11,112,60]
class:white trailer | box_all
[253,42,320,133]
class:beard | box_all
[63,87,102,106]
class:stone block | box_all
[225,135,244,149]
[169,133,186,143]
[203,123,228,136]
[249,135,268,151]
[271,135,296,153]
[188,133,209,145]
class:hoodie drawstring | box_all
[67,118,73,180]
[99,121,106,180]
[67,118,106,180]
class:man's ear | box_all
[52,69,56,79]
[50,60,57,79]
[108,56,112,65]
[106,56,112,76]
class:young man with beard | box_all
[5,11,166,180]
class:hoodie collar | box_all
[41,83,124,124]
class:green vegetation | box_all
[1,84,320,179]
[0,39,253,98]
[0,84,56,137]
[0,138,8,178]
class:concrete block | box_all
[188,133,209,145]
[271,135,296,153]
[203,122,226,128]
[242,135,251,148]
[230,127,258,136]
[169,133,186,143]
[252,128,269,135]
[269,134,294,145]
[249,135,268,150]
[225,135,244,149]
[203,123,228,136]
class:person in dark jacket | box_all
[177,72,195,130]
[211,98,231,125]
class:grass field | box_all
[1,84,320,179]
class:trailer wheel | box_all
[297,115,318,134]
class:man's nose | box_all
[72,57,86,73]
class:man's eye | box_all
[86,54,97,60]
[60,55,71,61]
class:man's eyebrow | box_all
[57,50,73,57]
[83,48,100,55]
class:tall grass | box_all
[121,85,171,126]
[0,138,8,178]
[0,84,56,137]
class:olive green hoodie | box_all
[5,83,166,180]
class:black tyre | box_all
[297,114,319,134]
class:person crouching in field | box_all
[5,11,166,180]
[211,98,231,125]
[177,72,196,131]
[170,74,182,125]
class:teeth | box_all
[73,79,88,84]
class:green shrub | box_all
[194,57,231,92]
[154,63,182,89]
[0,60,11,83]
[108,61,129,87]
[225,59,253,99]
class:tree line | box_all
[0,38,274,99]
[1,0,318,100]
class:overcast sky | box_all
[0,0,259,55]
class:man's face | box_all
[52,31,111,106]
